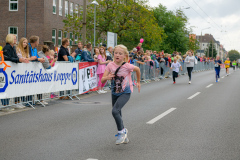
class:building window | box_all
[65,1,68,17]
[59,0,63,16]
[9,0,18,11]
[58,30,62,46]
[8,26,18,40]
[75,34,78,44]
[70,32,73,46]
[64,31,68,38]
[70,3,73,16]
[53,0,56,14]
[52,29,56,45]
[75,4,79,17]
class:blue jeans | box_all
[215,68,220,80]
[1,99,9,106]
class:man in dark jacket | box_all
[81,43,97,62]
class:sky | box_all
[148,0,240,52]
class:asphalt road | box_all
[1,68,240,160]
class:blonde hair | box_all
[49,50,55,55]
[6,34,16,44]
[107,46,113,54]
[16,37,29,58]
[114,44,129,62]
[94,47,99,57]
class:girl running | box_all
[224,58,230,76]
[97,46,110,94]
[101,45,141,145]
[170,57,182,84]
[185,50,196,84]
[214,56,222,82]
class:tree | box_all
[228,50,240,61]
[188,35,199,53]
[204,41,217,58]
[153,4,189,54]
[63,0,164,50]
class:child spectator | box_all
[97,46,110,94]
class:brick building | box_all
[0,0,84,50]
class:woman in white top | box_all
[185,50,197,84]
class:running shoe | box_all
[115,132,126,145]
[189,81,191,84]
[173,82,176,84]
[123,128,129,144]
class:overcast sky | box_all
[148,0,240,52]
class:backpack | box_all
[75,49,83,61]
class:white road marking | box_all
[206,84,213,88]
[222,76,225,78]
[188,92,201,99]
[218,79,220,81]
[87,159,98,160]
[147,108,176,124]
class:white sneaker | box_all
[14,104,25,109]
[1,107,15,112]
[189,81,191,84]
[97,90,102,94]
[101,90,107,93]
[41,101,48,105]
[35,101,41,105]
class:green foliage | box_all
[204,41,217,58]
[228,50,240,61]
[63,0,164,50]
[153,4,189,54]
[188,36,199,53]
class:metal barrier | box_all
[0,60,215,111]
[132,61,215,84]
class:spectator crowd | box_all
[0,34,239,112]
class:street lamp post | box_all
[200,27,211,56]
[91,0,99,48]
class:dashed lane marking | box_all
[147,108,176,124]
[188,92,201,100]
[87,159,98,160]
[206,84,213,88]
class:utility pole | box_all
[82,0,87,45]
[212,35,213,58]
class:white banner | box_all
[79,62,98,94]
[0,62,78,98]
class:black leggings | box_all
[172,71,178,82]
[112,93,131,131]
[187,67,193,81]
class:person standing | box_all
[2,34,29,110]
[101,45,141,145]
[214,56,222,82]
[97,46,110,94]
[185,50,197,84]
[224,58,231,76]
[29,36,45,63]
